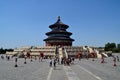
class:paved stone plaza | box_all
[0,54,120,80]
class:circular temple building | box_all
[44,16,74,46]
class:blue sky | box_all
[0,0,120,48]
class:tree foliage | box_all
[0,48,13,54]
[105,42,120,53]
[117,44,120,52]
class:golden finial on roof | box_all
[58,16,60,20]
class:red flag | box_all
[40,52,44,58]
[77,52,82,58]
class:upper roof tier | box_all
[46,31,72,36]
[49,16,69,29]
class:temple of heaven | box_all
[44,16,74,47]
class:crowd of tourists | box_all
[49,56,75,69]
[0,53,120,69]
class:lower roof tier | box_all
[45,40,73,42]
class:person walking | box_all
[53,59,56,69]
[1,55,4,60]
[116,56,119,62]
[49,59,52,67]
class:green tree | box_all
[117,44,120,49]
[0,48,13,54]
[117,44,120,52]
[110,43,116,48]
[0,48,4,54]
[105,43,110,51]
[104,42,116,52]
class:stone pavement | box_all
[0,54,120,80]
